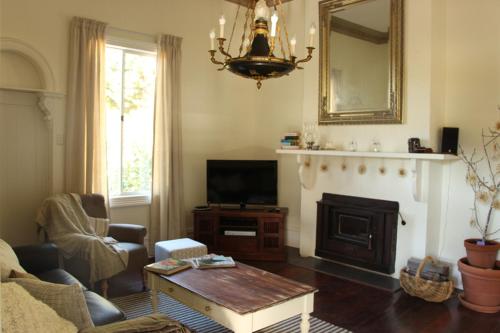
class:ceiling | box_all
[225,0,293,7]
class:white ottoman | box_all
[154,238,208,261]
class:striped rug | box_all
[111,291,350,333]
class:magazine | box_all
[144,258,192,275]
[189,254,236,269]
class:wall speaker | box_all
[441,127,459,155]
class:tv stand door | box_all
[193,208,287,261]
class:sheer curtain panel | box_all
[149,35,184,250]
[64,17,108,196]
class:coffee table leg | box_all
[149,273,159,313]
[300,313,310,333]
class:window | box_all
[105,43,156,206]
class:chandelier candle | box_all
[209,30,216,51]
[309,24,316,47]
[208,0,314,89]
[219,15,226,38]
[290,37,297,56]
[270,12,279,37]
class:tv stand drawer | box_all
[218,235,258,253]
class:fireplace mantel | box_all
[276,149,460,202]
[275,149,459,161]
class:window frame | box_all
[105,33,157,208]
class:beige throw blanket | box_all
[36,194,128,283]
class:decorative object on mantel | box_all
[371,139,382,153]
[209,0,315,89]
[400,256,454,303]
[280,132,300,149]
[457,123,500,314]
[347,140,357,152]
[408,137,434,153]
[302,122,318,150]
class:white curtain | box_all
[149,34,184,250]
[64,17,108,197]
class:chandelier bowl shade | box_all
[227,57,295,80]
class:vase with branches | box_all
[459,124,500,268]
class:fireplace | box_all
[315,193,399,274]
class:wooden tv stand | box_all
[193,207,287,261]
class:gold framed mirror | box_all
[318,0,403,125]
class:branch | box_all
[482,129,497,185]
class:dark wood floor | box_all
[109,261,499,333]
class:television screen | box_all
[207,160,278,206]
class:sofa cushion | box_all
[0,239,27,281]
[36,268,87,290]
[1,282,78,333]
[117,242,149,271]
[10,278,94,330]
[84,290,126,326]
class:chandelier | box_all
[209,0,315,89]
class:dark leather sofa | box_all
[14,243,126,326]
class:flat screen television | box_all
[207,160,278,207]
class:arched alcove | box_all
[0,37,56,91]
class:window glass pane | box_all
[105,47,123,197]
[121,51,156,194]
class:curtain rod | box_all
[107,26,157,40]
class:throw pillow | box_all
[1,282,77,333]
[10,278,94,330]
[9,269,39,280]
[0,239,27,281]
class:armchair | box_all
[61,194,149,297]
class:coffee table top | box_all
[162,262,317,314]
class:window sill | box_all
[110,194,151,208]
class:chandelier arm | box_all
[217,38,233,59]
[276,0,291,59]
[248,1,256,47]
[294,47,315,66]
[227,4,241,54]
[277,25,286,59]
[209,50,225,66]
[239,4,252,56]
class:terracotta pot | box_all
[464,239,500,268]
[458,257,500,313]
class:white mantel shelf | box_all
[275,149,460,161]
[276,149,460,202]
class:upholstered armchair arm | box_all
[13,243,60,274]
[108,224,147,244]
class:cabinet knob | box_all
[204,305,211,312]
[168,287,174,293]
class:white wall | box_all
[296,0,499,287]
[437,0,500,280]
[0,0,305,247]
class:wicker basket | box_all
[400,256,454,303]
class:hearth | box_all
[315,193,399,274]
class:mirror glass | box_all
[319,0,403,125]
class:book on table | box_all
[189,254,236,269]
[144,258,191,275]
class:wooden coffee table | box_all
[147,262,317,333]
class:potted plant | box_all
[459,127,500,268]
[458,124,500,314]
